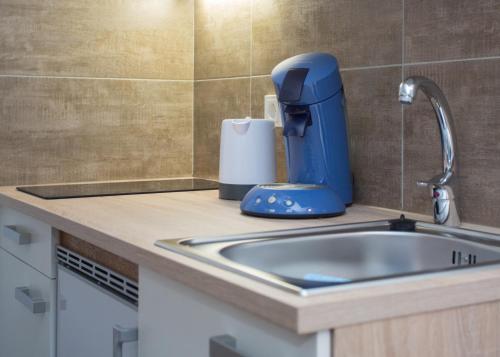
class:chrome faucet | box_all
[399,76,460,226]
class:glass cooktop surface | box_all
[17,178,219,200]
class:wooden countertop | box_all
[2,184,500,334]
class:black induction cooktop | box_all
[17,178,219,200]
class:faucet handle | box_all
[417,177,456,202]
[416,171,453,189]
[416,180,432,188]
[417,179,460,226]
[416,180,438,200]
[417,178,441,188]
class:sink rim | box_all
[155,220,500,296]
[219,230,500,289]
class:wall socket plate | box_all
[264,94,282,128]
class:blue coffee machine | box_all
[241,52,352,218]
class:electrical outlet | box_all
[264,94,282,128]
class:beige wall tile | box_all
[405,0,500,63]
[252,0,402,75]
[193,78,250,178]
[327,0,402,68]
[0,0,194,79]
[342,67,403,209]
[249,76,274,119]
[0,77,193,185]
[194,0,251,79]
[403,60,500,226]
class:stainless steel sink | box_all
[155,219,500,296]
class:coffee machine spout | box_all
[282,106,311,137]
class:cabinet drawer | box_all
[0,206,58,278]
[0,248,56,357]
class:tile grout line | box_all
[0,74,193,82]
[195,74,270,82]
[405,55,500,67]
[192,0,196,177]
[2,58,499,85]
[249,0,253,117]
[401,0,405,211]
[193,55,500,83]
[341,63,403,72]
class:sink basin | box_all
[155,220,500,295]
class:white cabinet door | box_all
[0,247,56,357]
[138,267,331,357]
[57,266,138,357]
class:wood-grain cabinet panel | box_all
[333,301,500,357]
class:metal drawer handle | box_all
[15,287,47,314]
[113,325,138,357]
[3,225,31,245]
[210,335,248,357]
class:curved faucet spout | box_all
[399,76,460,226]
[399,76,457,184]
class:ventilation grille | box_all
[57,246,139,304]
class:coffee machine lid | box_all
[271,52,343,106]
